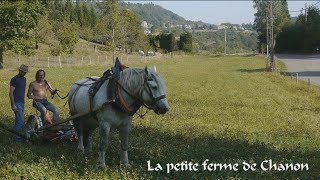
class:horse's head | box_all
[140,66,169,114]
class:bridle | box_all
[141,76,166,109]
[116,73,166,118]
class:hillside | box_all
[121,2,214,29]
[120,2,257,53]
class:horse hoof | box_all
[84,149,92,155]
[98,163,106,169]
[77,146,85,154]
[120,163,131,169]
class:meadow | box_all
[0,55,320,179]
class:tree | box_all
[159,33,177,52]
[148,34,161,52]
[179,32,192,52]
[275,6,320,53]
[64,0,73,22]
[0,1,45,69]
[73,3,81,24]
[80,3,90,27]
[275,18,305,53]
[151,25,160,34]
[304,6,320,52]
[49,0,64,23]
[95,2,147,55]
[33,15,54,49]
[89,5,97,28]
[55,21,79,54]
[121,9,147,53]
[99,0,123,62]
[253,0,291,71]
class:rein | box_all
[53,91,69,99]
[44,80,69,100]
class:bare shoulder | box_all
[29,81,37,86]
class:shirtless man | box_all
[27,69,59,124]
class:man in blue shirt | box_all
[9,64,28,143]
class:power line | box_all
[289,10,301,13]
[289,1,320,13]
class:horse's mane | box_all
[119,67,166,96]
[119,68,145,95]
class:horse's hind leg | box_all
[84,128,95,154]
[119,122,131,166]
[98,121,111,167]
[75,121,84,153]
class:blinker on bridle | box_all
[142,76,166,109]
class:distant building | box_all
[218,25,227,30]
[141,21,148,29]
[183,24,192,30]
[141,21,151,34]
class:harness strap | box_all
[117,80,134,112]
[72,75,112,121]
[86,77,99,81]
[115,80,142,116]
[87,71,112,119]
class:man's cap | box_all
[19,64,28,73]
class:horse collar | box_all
[115,80,142,116]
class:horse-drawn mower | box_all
[25,112,78,143]
[0,110,80,143]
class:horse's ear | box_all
[153,65,157,72]
[145,66,148,75]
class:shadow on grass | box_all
[290,107,320,112]
[129,126,319,179]
[282,71,320,77]
[0,117,319,179]
[242,54,257,57]
[237,68,266,73]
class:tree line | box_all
[275,5,320,53]
[0,0,200,69]
[253,0,320,71]
[30,0,147,57]
[192,30,258,54]
[148,32,193,53]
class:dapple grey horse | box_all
[68,66,169,167]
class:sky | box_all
[130,1,319,25]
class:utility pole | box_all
[270,1,275,72]
[224,28,227,55]
[266,13,269,58]
[305,3,308,22]
[112,27,115,64]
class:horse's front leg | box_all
[119,120,132,166]
[98,121,111,168]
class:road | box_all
[276,54,320,86]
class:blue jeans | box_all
[33,99,59,123]
[15,102,24,142]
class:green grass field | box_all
[0,55,320,179]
